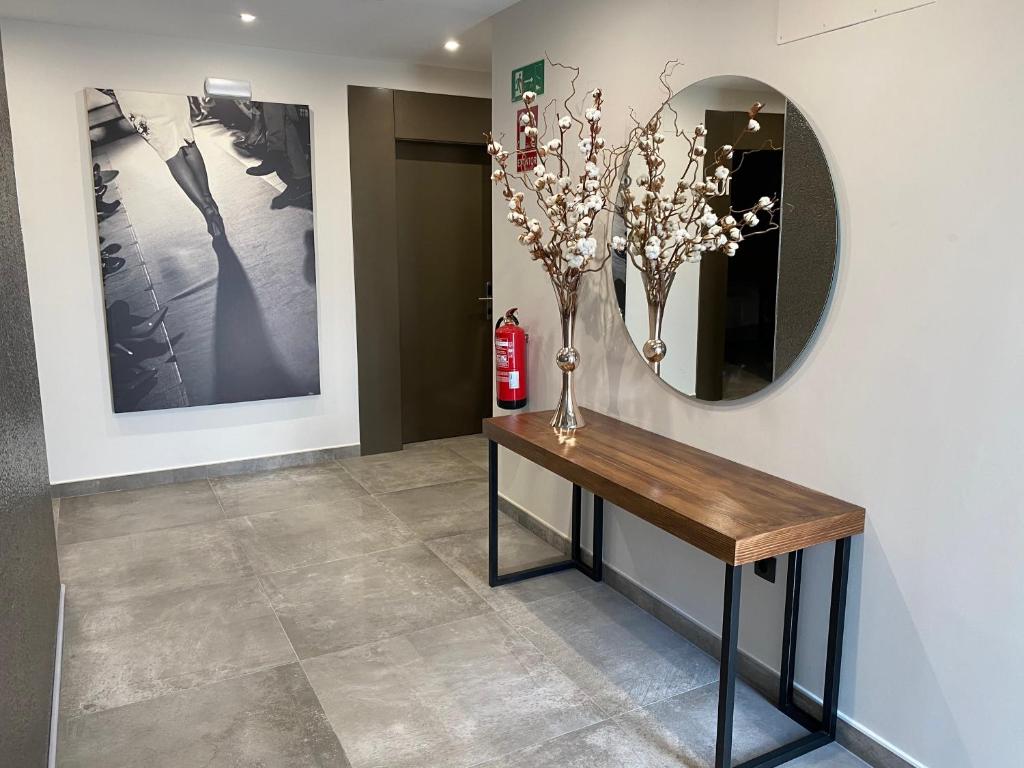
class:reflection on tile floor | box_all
[56,434,869,768]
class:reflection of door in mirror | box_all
[697,110,784,400]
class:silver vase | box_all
[643,300,667,377]
[550,304,585,430]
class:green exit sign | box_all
[511,60,544,102]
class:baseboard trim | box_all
[48,583,65,768]
[51,444,362,498]
[498,495,918,768]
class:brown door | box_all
[396,140,491,443]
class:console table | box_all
[484,409,865,768]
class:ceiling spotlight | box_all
[444,39,460,52]
[240,12,257,23]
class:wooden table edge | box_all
[483,414,865,566]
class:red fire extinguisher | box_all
[495,308,527,410]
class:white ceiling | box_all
[0,0,515,71]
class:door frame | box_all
[347,87,491,454]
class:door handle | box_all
[477,297,492,301]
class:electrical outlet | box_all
[754,557,777,583]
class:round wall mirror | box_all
[611,75,837,402]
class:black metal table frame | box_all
[486,439,853,768]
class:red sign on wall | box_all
[516,105,539,173]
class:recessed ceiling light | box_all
[444,39,460,52]
[240,12,257,23]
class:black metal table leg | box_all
[729,537,853,768]
[591,495,604,581]
[778,550,803,711]
[488,440,499,588]
[488,441,604,586]
[822,537,852,738]
[571,484,582,563]
[716,563,742,768]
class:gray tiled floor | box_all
[56,434,869,768]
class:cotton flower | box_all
[729,228,743,241]
[724,242,739,257]
[547,139,562,152]
[585,161,599,179]
[721,144,734,159]
[612,235,627,252]
[645,236,662,261]
[578,138,593,155]
[757,196,774,211]
[722,215,736,227]
[595,137,605,149]
[701,211,718,228]
[714,166,729,180]
[491,169,505,182]
[694,123,707,137]
[487,141,503,156]
[577,237,597,258]
[558,177,572,190]
[591,88,602,101]
[692,145,707,158]
[747,119,760,132]
[524,126,538,138]
[520,112,533,126]
[558,116,572,130]
[743,212,759,226]
[566,253,584,269]
[523,90,537,103]
[585,108,602,122]
[533,162,546,177]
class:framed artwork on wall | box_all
[84,87,320,412]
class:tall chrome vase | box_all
[550,302,585,431]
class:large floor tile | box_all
[339,444,484,494]
[61,578,295,716]
[427,523,593,610]
[615,681,809,767]
[788,744,872,767]
[501,586,718,715]
[58,663,350,768]
[238,496,418,574]
[211,462,368,517]
[303,612,603,768]
[375,477,495,539]
[261,543,490,658]
[472,719,677,768]
[58,480,223,545]
[58,518,257,602]
[418,434,489,471]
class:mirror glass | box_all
[611,75,837,402]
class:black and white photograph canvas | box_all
[86,88,320,412]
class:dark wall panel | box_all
[0,31,61,766]
[774,103,838,375]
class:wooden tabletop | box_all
[483,409,864,566]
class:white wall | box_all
[1,19,488,484]
[491,1,1024,766]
